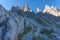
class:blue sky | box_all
[0,0,60,12]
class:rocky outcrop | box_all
[37,8,41,12]
[21,4,30,12]
[43,5,60,16]
[4,16,24,40]
[0,4,24,40]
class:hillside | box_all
[0,4,60,40]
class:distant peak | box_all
[51,5,56,8]
[43,5,57,13]
[37,8,41,12]
[22,4,30,12]
[51,5,57,11]
[30,10,33,12]
[43,5,50,13]
[43,5,60,16]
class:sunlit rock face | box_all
[0,4,60,40]
[21,4,30,12]
[43,5,60,16]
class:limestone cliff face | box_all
[21,4,30,12]
[0,4,60,40]
[43,5,60,16]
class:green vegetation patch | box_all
[33,36,44,40]
[35,18,43,24]
[18,27,32,40]
[40,29,54,40]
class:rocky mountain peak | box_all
[37,8,41,12]
[43,5,57,12]
[43,5,51,13]
[11,6,21,12]
[22,4,30,12]
[51,5,57,10]
[30,10,33,12]
[43,5,60,16]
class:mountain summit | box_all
[21,4,30,12]
[43,5,60,16]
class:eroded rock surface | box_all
[0,4,60,40]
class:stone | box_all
[22,4,30,12]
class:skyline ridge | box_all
[0,0,59,12]
[0,4,60,13]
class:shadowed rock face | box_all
[0,4,24,40]
[0,5,9,40]
[0,4,60,40]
